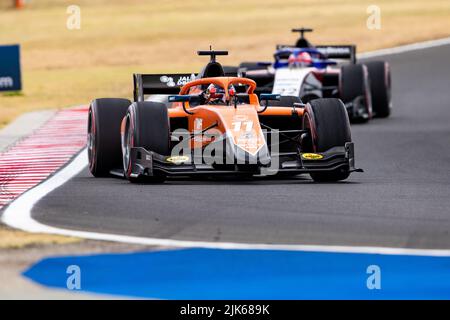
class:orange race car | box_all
[87,50,362,183]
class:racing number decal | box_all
[232,120,253,132]
[231,118,263,155]
[194,118,203,131]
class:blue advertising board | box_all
[0,44,22,91]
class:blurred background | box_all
[0,0,449,127]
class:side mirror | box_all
[258,94,281,113]
[260,93,281,101]
[168,95,202,115]
[168,95,191,103]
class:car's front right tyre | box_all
[88,98,131,177]
[123,101,170,183]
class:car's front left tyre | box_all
[302,98,352,182]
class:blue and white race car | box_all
[234,28,392,121]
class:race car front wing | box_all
[117,142,363,178]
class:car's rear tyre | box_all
[365,60,391,118]
[88,98,131,177]
[302,98,352,182]
[123,101,170,183]
[340,64,372,122]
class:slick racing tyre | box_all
[123,101,170,183]
[365,60,392,118]
[340,64,372,122]
[88,98,131,177]
[302,98,352,182]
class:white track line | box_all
[358,37,450,59]
[3,37,450,256]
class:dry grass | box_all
[0,0,449,127]
[0,225,81,249]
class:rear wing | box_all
[315,45,357,64]
[133,67,239,101]
[275,44,357,64]
[133,73,197,102]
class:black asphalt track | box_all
[30,44,450,249]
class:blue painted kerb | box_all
[23,248,450,299]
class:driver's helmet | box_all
[204,83,226,104]
[288,51,313,67]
